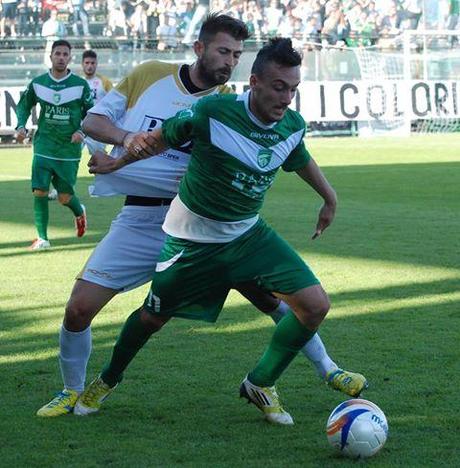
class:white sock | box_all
[59,325,92,393]
[268,301,338,378]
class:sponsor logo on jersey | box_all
[172,100,193,108]
[250,131,280,142]
[257,148,273,168]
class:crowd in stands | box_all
[0,0,459,49]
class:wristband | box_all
[121,131,132,147]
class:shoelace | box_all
[47,391,71,408]
[81,380,107,404]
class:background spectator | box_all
[41,7,65,37]
[0,0,455,50]
[1,0,19,37]
[401,0,423,30]
[156,12,177,50]
[68,0,90,35]
[264,0,284,36]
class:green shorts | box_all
[31,155,80,194]
[144,218,320,322]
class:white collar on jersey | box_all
[47,70,72,83]
[238,91,277,130]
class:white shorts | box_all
[80,204,170,291]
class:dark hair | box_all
[51,39,72,52]
[198,13,250,44]
[82,49,97,60]
[251,38,302,75]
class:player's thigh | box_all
[146,236,230,323]
[31,155,53,191]
[230,219,320,295]
[79,205,168,291]
[52,159,80,194]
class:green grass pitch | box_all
[0,135,459,467]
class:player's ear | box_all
[249,74,258,89]
[193,40,205,58]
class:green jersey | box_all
[16,71,93,161]
[161,91,311,242]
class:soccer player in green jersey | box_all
[15,39,93,250]
[80,38,367,425]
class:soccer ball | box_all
[326,399,388,459]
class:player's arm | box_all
[113,104,198,161]
[88,128,168,174]
[295,158,337,240]
[87,104,196,174]
[15,82,37,143]
[161,106,198,148]
[83,113,130,146]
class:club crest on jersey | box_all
[257,148,273,168]
[178,109,194,119]
[53,93,61,104]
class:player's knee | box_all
[64,297,94,331]
[58,193,71,205]
[298,294,330,328]
[314,296,330,320]
[140,307,170,333]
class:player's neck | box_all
[248,92,273,126]
[51,68,70,80]
[85,73,95,80]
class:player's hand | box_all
[144,129,168,155]
[71,131,85,144]
[312,202,336,240]
[15,128,28,144]
[122,131,154,159]
[88,150,118,174]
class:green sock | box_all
[248,311,316,387]
[64,195,83,217]
[33,195,49,240]
[101,308,153,387]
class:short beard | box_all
[196,59,228,88]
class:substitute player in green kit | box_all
[85,38,366,425]
[16,40,93,250]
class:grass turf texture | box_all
[0,135,459,467]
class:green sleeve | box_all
[81,82,94,119]
[281,117,311,172]
[282,129,311,172]
[15,81,37,129]
[77,82,94,134]
[162,100,206,148]
[162,109,196,148]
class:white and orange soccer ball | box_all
[326,399,388,459]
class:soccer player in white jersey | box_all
[36,16,366,417]
[81,49,113,155]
